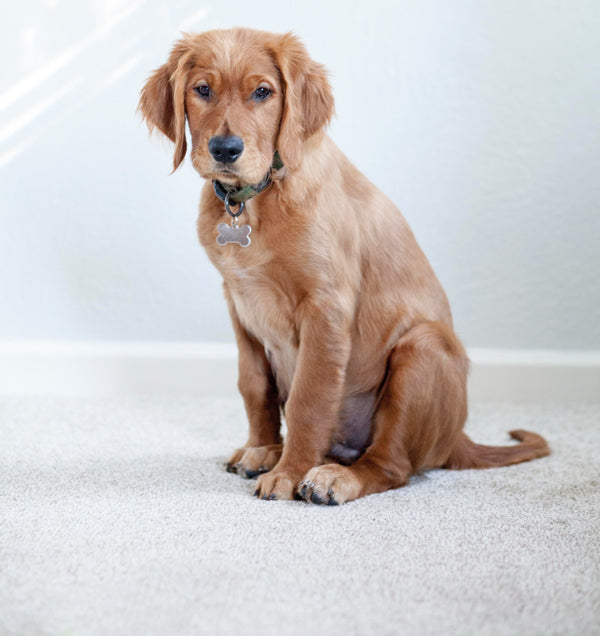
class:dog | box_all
[139,28,550,504]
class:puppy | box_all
[139,28,549,504]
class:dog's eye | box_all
[253,86,272,102]
[195,85,210,99]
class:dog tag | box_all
[217,195,252,247]
[216,222,252,247]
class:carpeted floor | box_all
[1,397,599,635]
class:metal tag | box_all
[216,194,252,247]
[216,222,252,247]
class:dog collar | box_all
[212,151,284,204]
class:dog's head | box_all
[138,28,334,184]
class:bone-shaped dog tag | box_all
[216,222,252,247]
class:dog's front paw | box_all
[254,469,301,501]
[226,444,283,479]
[298,464,362,505]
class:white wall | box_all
[1,0,599,349]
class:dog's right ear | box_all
[138,38,193,172]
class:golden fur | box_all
[139,28,549,504]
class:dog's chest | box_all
[221,256,296,348]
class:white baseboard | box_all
[467,348,600,403]
[0,341,598,402]
[0,341,238,399]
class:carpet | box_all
[1,397,599,635]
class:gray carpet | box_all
[1,397,599,635]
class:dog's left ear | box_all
[138,37,193,172]
[270,33,335,171]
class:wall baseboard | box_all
[0,341,598,402]
[467,348,600,403]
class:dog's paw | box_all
[297,464,362,505]
[253,469,301,501]
[226,444,283,479]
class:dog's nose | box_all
[208,135,244,164]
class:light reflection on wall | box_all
[0,0,208,166]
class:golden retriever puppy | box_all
[139,28,549,504]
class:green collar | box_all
[212,151,284,204]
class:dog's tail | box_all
[444,429,550,470]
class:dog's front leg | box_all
[254,300,352,500]
[225,291,283,479]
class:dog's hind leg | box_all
[298,321,469,504]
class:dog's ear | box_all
[270,33,335,170]
[138,38,193,172]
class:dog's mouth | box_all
[197,155,271,188]
[210,165,264,189]
[199,165,240,184]
[213,169,243,186]
[212,163,242,181]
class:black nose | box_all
[208,135,244,164]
